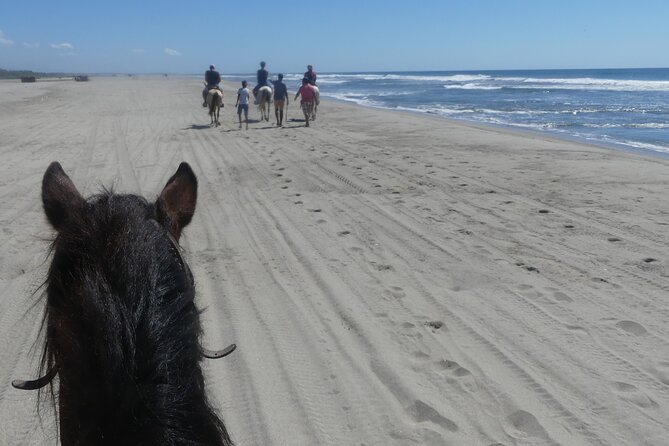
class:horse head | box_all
[15,162,234,446]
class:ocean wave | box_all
[581,122,669,129]
[443,83,502,90]
[512,77,669,91]
[439,77,669,92]
[317,73,492,83]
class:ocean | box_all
[223,68,669,156]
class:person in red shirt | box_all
[294,78,316,127]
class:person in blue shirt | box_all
[203,64,221,107]
[273,74,289,127]
[253,61,269,98]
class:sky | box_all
[1,0,668,74]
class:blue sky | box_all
[1,0,668,74]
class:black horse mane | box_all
[38,163,233,445]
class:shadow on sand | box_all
[184,124,213,130]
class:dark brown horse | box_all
[13,162,235,445]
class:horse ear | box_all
[42,162,84,231]
[157,162,198,240]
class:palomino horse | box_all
[207,88,224,127]
[12,162,235,446]
[255,85,273,121]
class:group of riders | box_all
[202,61,320,128]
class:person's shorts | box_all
[301,101,314,113]
[237,104,249,114]
[274,99,285,109]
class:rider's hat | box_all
[210,64,215,70]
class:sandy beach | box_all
[1,76,668,445]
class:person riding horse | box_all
[203,64,221,107]
[304,64,317,86]
[253,61,270,100]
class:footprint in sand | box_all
[337,230,351,236]
[425,321,444,330]
[294,201,303,205]
[308,208,322,213]
[437,359,471,378]
[504,410,551,443]
[372,263,394,272]
[611,382,659,409]
[607,237,621,242]
[553,291,573,302]
[387,286,405,298]
[615,320,648,336]
[436,359,478,391]
[406,400,459,432]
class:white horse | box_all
[255,86,273,122]
[206,88,223,127]
[311,85,320,120]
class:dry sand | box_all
[1,76,668,445]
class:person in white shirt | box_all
[235,80,251,129]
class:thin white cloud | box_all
[0,30,15,46]
[50,42,74,50]
[164,48,181,56]
[23,42,40,49]
[132,48,145,54]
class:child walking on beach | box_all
[236,80,251,130]
[294,78,316,127]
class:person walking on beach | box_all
[203,64,221,107]
[273,74,289,127]
[235,80,252,130]
[253,61,270,98]
[294,78,317,127]
[304,64,317,86]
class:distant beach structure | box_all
[20,76,36,83]
[74,75,89,82]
